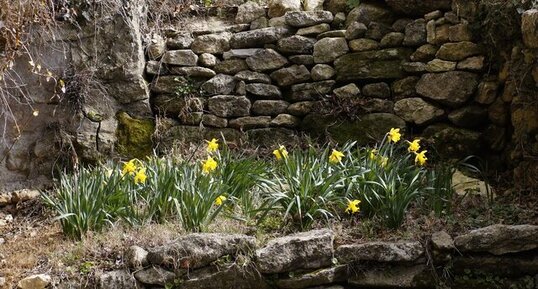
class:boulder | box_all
[235,70,272,84]
[275,266,348,289]
[303,0,325,11]
[170,66,216,78]
[162,50,198,66]
[318,30,346,38]
[145,60,166,76]
[251,17,269,30]
[235,2,266,24]
[230,27,291,48]
[208,96,252,117]
[201,74,238,96]
[167,33,194,49]
[345,22,367,40]
[252,100,290,115]
[426,59,456,72]
[153,95,204,117]
[223,49,264,60]
[454,224,538,255]
[380,32,405,47]
[403,19,426,46]
[522,9,538,48]
[457,56,485,71]
[416,71,478,107]
[214,59,250,75]
[268,0,302,18]
[229,116,271,129]
[333,83,360,98]
[392,76,419,97]
[191,32,232,54]
[246,83,282,98]
[334,48,412,81]
[150,75,190,94]
[346,3,394,26]
[385,0,452,16]
[436,41,482,61]
[311,64,336,81]
[362,82,390,98]
[256,229,334,273]
[17,274,51,289]
[431,231,455,251]
[448,105,488,128]
[289,80,335,101]
[287,101,318,116]
[285,11,334,27]
[410,44,438,62]
[270,65,311,86]
[449,23,473,42]
[365,21,392,40]
[126,245,149,268]
[296,23,331,36]
[289,55,315,65]
[277,35,316,54]
[394,97,444,125]
[202,114,228,128]
[348,38,380,52]
[99,270,140,289]
[271,114,301,127]
[451,169,491,197]
[313,37,349,63]
[246,49,288,71]
[402,62,427,73]
[199,53,218,67]
[134,266,176,286]
[336,241,423,263]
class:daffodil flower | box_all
[329,149,344,164]
[388,128,402,143]
[415,150,428,166]
[202,156,218,174]
[122,159,137,176]
[369,149,378,160]
[407,139,420,153]
[214,195,227,206]
[206,138,219,153]
[345,199,361,214]
[273,145,288,160]
[134,168,147,184]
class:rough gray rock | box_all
[229,116,272,129]
[285,11,334,27]
[297,23,331,36]
[162,50,198,66]
[454,224,538,255]
[145,60,166,76]
[151,76,190,94]
[287,101,317,116]
[153,95,204,117]
[449,23,473,42]
[289,80,336,101]
[422,124,482,157]
[410,44,438,62]
[199,53,218,67]
[362,82,391,98]
[147,233,256,268]
[167,33,194,49]
[246,49,288,71]
[522,9,538,48]
[403,19,426,46]
[251,17,269,30]
[277,35,316,54]
[348,38,380,52]
[431,231,455,251]
[270,65,311,86]
[201,74,238,96]
[235,70,272,84]
[318,30,346,39]
[275,265,348,289]
[256,229,334,273]
[392,76,419,97]
[346,3,394,26]
[380,32,405,47]
[17,274,51,289]
[289,55,315,65]
[313,37,349,63]
[134,266,176,286]
[271,114,301,127]
[457,56,485,71]
[345,22,367,40]
[180,264,271,289]
[223,49,264,60]
[231,27,291,48]
[475,81,499,104]
[416,71,478,107]
[99,270,140,289]
[208,95,252,118]
[303,0,325,11]
[246,83,282,98]
[336,241,424,263]
[235,2,266,24]
[365,22,392,41]
[191,32,232,54]
[214,59,250,75]
[268,0,301,18]
[170,66,216,78]
[333,83,360,98]
[426,59,456,72]
[394,97,444,125]
[252,100,290,115]
[126,245,148,268]
[436,41,482,61]
[202,114,228,128]
[334,48,412,81]
[448,105,488,128]
[362,98,394,113]
[311,64,336,81]
[147,35,166,60]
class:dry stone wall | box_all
[147,0,503,161]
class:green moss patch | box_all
[116,112,155,159]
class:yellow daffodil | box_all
[369,149,378,160]
[273,145,289,160]
[388,128,402,143]
[415,150,428,166]
[408,139,421,153]
[329,149,344,164]
[206,138,219,153]
[202,156,218,174]
[134,168,147,184]
[345,199,361,214]
[379,156,388,168]
[122,159,137,176]
[214,195,227,206]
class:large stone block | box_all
[416,71,478,107]
[394,97,444,125]
[246,49,289,71]
[230,27,292,48]
[313,37,349,63]
[336,241,424,263]
[454,224,538,255]
[334,48,412,81]
[191,32,232,54]
[208,95,251,117]
[285,11,334,27]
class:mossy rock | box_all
[116,112,155,159]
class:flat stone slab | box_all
[454,224,538,255]
[336,241,424,263]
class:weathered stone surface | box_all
[151,76,189,94]
[475,81,499,105]
[202,114,228,128]
[270,65,311,86]
[297,23,331,36]
[199,53,218,67]
[170,66,216,78]
[362,82,390,98]
[145,60,166,76]
[201,74,238,96]
[251,17,269,30]
[235,70,272,84]
[449,23,473,42]
[99,270,139,289]
[180,264,271,289]
[362,98,394,113]
[348,38,380,52]
[287,101,318,116]
[303,0,324,11]
[277,35,316,54]
[403,19,426,46]
[153,95,204,117]
[432,231,455,251]
[457,56,485,71]
[167,33,194,49]
[392,18,413,32]
[392,76,419,97]
[289,80,335,101]
[191,32,232,54]
[134,266,176,286]
[268,0,301,18]
[336,241,423,263]
[126,245,149,268]
[147,35,166,60]
[246,83,282,98]
[214,59,250,75]
[426,59,456,72]
[247,127,299,145]
[318,30,346,38]
[348,265,433,288]
[162,50,198,66]
[313,37,349,63]
[410,44,437,62]
[268,16,288,27]
[256,229,334,273]
[365,22,392,41]
[422,124,482,157]
[311,64,336,81]
[246,49,288,71]
[236,2,266,24]
[252,100,289,115]
[325,0,346,15]
[335,48,412,81]
[345,22,367,40]
[333,83,360,98]
[208,95,251,117]
[394,97,444,125]
[448,105,488,128]
[380,32,405,47]
[385,0,452,16]
[416,71,479,107]
[402,62,427,73]
[148,233,256,268]
[17,274,51,289]
[229,116,271,129]
[346,3,394,26]
[455,224,538,255]
[276,266,348,289]
[522,9,538,48]
[436,41,482,61]
[271,113,301,127]
[425,10,443,21]
[289,54,315,65]
[223,49,264,60]
[285,11,334,27]
[231,27,291,48]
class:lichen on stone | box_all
[116,112,155,159]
